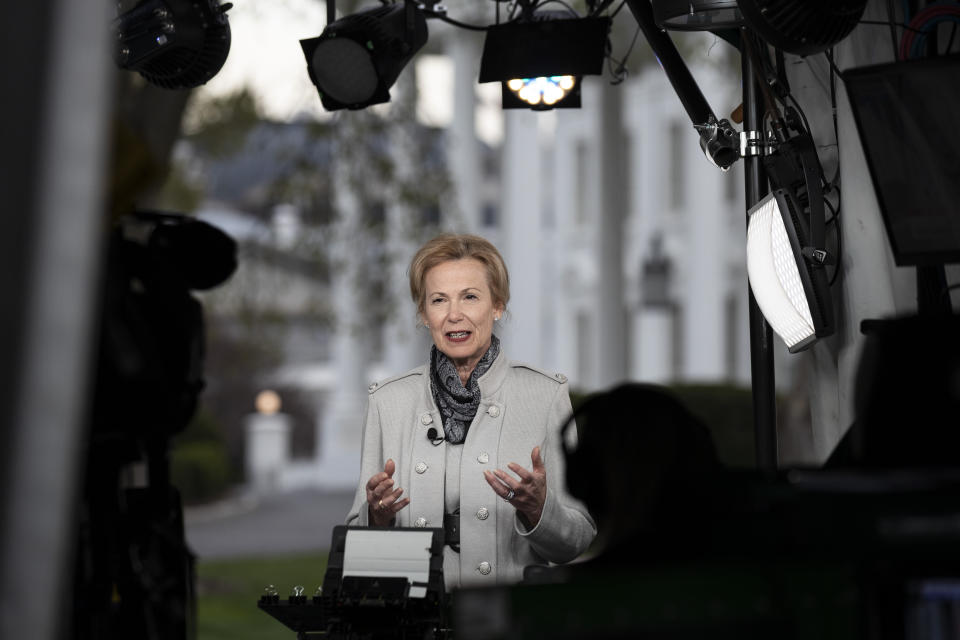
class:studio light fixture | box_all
[111,0,233,89]
[300,2,428,111]
[479,13,611,110]
[746,185,833,352]
[737,0,867,56]
[651,0,743,32]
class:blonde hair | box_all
[409,233,510,317]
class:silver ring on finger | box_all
[378,498,385,511]
[504,489,515,502]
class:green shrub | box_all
[668,383,756,468]
[171,415,232,505]
[171,441,230,504]
[569,383,758,469]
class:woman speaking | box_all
[345,233,596,588]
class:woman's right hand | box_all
[366,458,410,526]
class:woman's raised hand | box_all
[366,458,410,526]
[483,446,547,528]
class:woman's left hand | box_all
[483,446,546,528]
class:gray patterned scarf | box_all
[429,335,500,445]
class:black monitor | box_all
[844,54,960,266]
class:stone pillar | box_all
[499,110,542,365]
[682,132,726,381]
[318,114,372,489]
[271,202,301,250]
[636,308,673,383]
[245,412,292,494]
[383,64,425,375]
[446,29,483,231]
[594,76,629,388]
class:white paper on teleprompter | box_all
[342,529,434,598]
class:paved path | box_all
[184,488,355,560]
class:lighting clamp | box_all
[693,115,741,169]
[738,128,779,158]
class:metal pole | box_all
[624,0,716,126]
[741,29,778,473]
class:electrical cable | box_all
[423,10,491,30]
[589,0,617,16]
[608,0,628,18]
[825,46,840,188]
[899,3,960,59]
[910,16,960,58]
[885,0,902,58]
[825,196,843,287]
[823,48,844,80]
[533,0,581,17]
[941,282,960,304]
[741,31,790,142]
[859,19,925,34]
[606,22,640,84]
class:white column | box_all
[383,65,425,375]
[682,132,726,381]
[550,111,581,380]
[245,412,292,494]
[499,110,542,365]
[318,116,371,488]
[595,76,629,389]
[636,308,673,383]
[446,30,483,231]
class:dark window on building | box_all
[422,203,441,226]
[725,292,739,380]
[575,140,589,223]
[671,303,684,380]
[669,122,686,210]
[482,203,498,227]
[366,200,386,227]
[576,311,591,384]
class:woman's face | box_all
[422,258,504,369]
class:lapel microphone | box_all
[426,427,445,446]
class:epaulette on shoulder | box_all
[510,361,568,385]
[367,367,424,394]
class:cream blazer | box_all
[345,350,597,589]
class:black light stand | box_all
[624,0,778,471]
[740,31,778,473]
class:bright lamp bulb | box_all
[746,192,817,351]
[508,76,574,107]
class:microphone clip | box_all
[426,427,445,446]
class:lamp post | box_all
[245,390,292,494]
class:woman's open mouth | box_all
[446,331,471,343]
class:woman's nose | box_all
[448,302,464,320]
